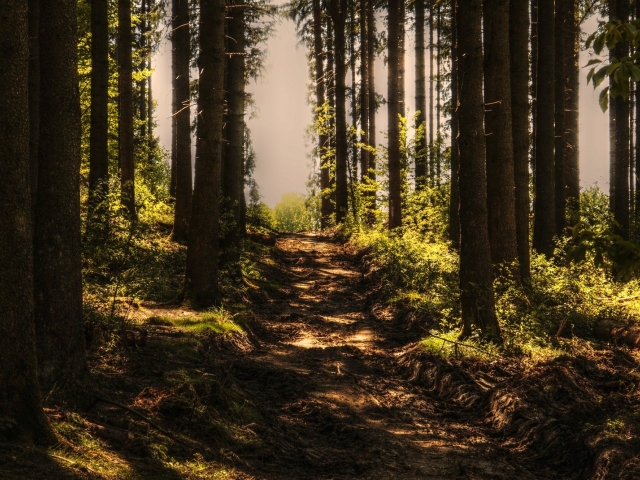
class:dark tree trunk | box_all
[457,0,500,341]
[449,0,460,248]
[387,0,402,228]
[350,2,358,189]
[184,0,225,307]
[35,0,87,388]
[565,0,580,226]
[331,0,349,222]
[398,0,405,115]
[554,0,566,235]
[140,0,148,139]
[360,0,370,184]
[531,0,538,184]
[510,0,531,281]
[415,0,427,187]
[89,0,110,235]
[172,0,193,242]
[119,0,136,218]
[222,0,246,255]
[532,0,555,257]
[436,1,441,183]
[428,0,435,185]
[484,0,518,276]
[0,0,56,444]
[28,0,39,224]
[327,19,337,209]
[314,0,331,228]
[614,0,630,239]
[367,0,376,213]
[636,0,640,223]
[610,0,617,216]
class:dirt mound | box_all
[398,346,640,479]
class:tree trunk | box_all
[428,0,435,185]
[449,0,460,248]
[222,0,246,255]
[89,0,110,236]
[415,0,427,188]
[554,0,566,235]
[532,0,555,257]
[610,0,617,216]
[28,0,39,224]
[360,0,370,184]
[436,1,441,184]
[531,0,538,185]
[636,0,640,224]
[331,0,349,223]
[314,0,331,227]
[614,0,630,239]
[35,0,87,389]
[398,0,405,115]
[350,2,358,187]
[140,0,148,139]
[510,0,531,281]
[172,0,193,242]
[0,0,56,444]
[327,19,337,209]
[565,0,580,226]
[367,0,376,201]
[484,0,518,276]
[387,0,402,228]
[457,0,500,341]
[184,0,225,307]
[119,0,136,218]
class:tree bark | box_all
[531,0,538,185]
[564,0,580,226]
[35,0,87,388]
[387,0,402,228]
[532,0,555,257]
[614,0,630,239]
[436,1,441,183]
[510,0,531,281]
[415,0,427,188]
[610,0,617,216]
[314,0,331,228]
[554,0,566,235]
[140,0,148,139]
[449,0,460,248]
[0,0,56,444]
[119,0,136,218]
[331,0,349,222]
[457,0,500,341]
[184,0,225,307]
[172,0,193,242]
[28,0,39,225]
[89,0,110,236]
[360,0,370,184]
[484,0,518,276]
[428,0,435,185]
[222,0,246,256]
[367,0,376,203]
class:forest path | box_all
[233,233,524,479]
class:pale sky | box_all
[151,12,610,208]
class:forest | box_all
[2,0,640,478]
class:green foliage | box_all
[274,193,316,233]
[147,309,243,334]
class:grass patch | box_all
[146,308,243,334]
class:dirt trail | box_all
[232,233,528,479]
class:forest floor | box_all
[1,233,640,479]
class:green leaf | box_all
[593,66,609,87]
[585,58,603,67]
[594,32,606,54]
[599,86,610,112]
[586,31,597,49]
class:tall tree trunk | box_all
[457,0,500,341]
[172,0,192,241]
[222,0,246,255]
[510,0,531,281]
[327,19,337,209]
[610,0,617,216]
[614,0,630,239]
[565,0,580,226]
[0,0,56,444]
[314,0,331,227]
[449,0,460,247]
[435,1,441,184]
[331,0,349,222]
[184,0,225,307]
[415,0,427,187]
[119,0,136,218]
[636,0,640,225]
[89,0,110,236]
[350,2,358,187]
[35,0,86,388]
[387,0,402,228]
[554,0,566,235]
[360,0,370,184]
[531,0,538,185]
[398,0,405,115]
[484,0,518,276]
[367,0,376,210]
[428,0,435,185]
[148,0,154,144]
[28,0,39,224]
[532,0,555,257]
[140,0,148,139]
